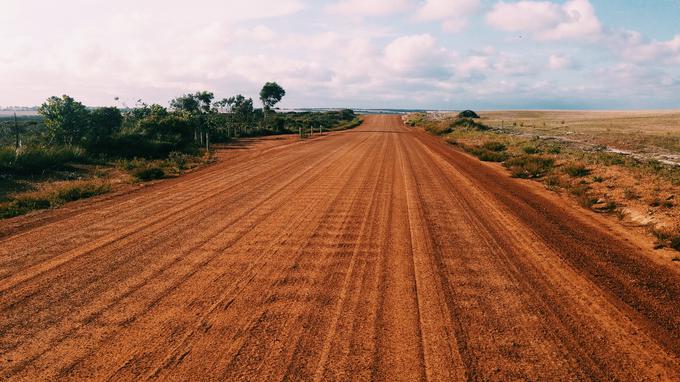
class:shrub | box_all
[458,110,480,119]
[592,176,605,183]
[523,146,541,154]
[546,145,562,154]
[168,151,189,170]
[651,227,680,252]
[0,196,52,218]
[132,166,165,181]
[0,180,110,219]
[0,146,85,175]
[53,181,111,202]
[481,142,507,152]
[504,155,555,178]
[544,175,563,191]
[563,162,591,177]
[451,118,490,131]
[624,188,639,200]
[464,146,509,162]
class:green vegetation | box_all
[563,162,591,177]
[407,111,680,253]
[463,141,509,162]
[0,180,110,218]
[504,155,555,179]
[1,82,362,219]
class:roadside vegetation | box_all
[0,82,361,219]
[406,111,680,253]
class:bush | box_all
[546,145,562,154]
[464,146,509,162]
[563,162,591,177]
[544,175,564,191]
[0,146,85,175]
[481,142,507,152]
[54,181,111,202]
[0,180,110,219]
[651,227,680,252]
[458,110,480,119]
[132,166,165,181]
[451,118,490,131]
[523,146,541,154]
[504,155,555,178]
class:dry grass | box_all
[0,180,111,218]
[407,111,680,253]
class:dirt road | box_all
[1,115,679,381]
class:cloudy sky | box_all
[1,0,680,109]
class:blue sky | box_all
[1,0,679,109]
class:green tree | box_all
[259,82,286,130]
[170,91,215,148]
[87,107,122,149]
[38,95,90,145]
[217,95,254,137]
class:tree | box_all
[169,94,200,114]
[87,107,122,148]
[170,91,215,148]
[259,82,286,130]
[216,95,254,137]
[38,95,90,145]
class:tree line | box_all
[21,82,287,158]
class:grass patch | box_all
[464,146,509,162]
[651,226,680,252]
[481,141,507,152]
[0,146,86,175]
[504,155,555,178]
[0,180,111,219]
[523,146,541,154]
[563,162,591,177]
[131,166,165,181]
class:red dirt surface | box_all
[1,115,679,381]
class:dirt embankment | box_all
[0,115,679,380]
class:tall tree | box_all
[259,82,286,130]
[38,95,90,145]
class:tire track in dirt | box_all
[1,115,679,381]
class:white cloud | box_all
[611,31,680,64]
[383,34,453,77]
[327,0,412,16]
[548,54,574,70]
[486,0,602,40]
[416,0,481,32]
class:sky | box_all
[1,0,680,110]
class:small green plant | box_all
[132,166,165,181]
[563,162,591,177]
[464,145,509,162]
[168,151,188,170]
[523,146,541,154]
[624,188,639,200]
[504,155,555,178]
[481,141,507,152]
[546,145,562,154]
[592,176,605,183]
[544,175,563,191]
[0,180,111,219]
